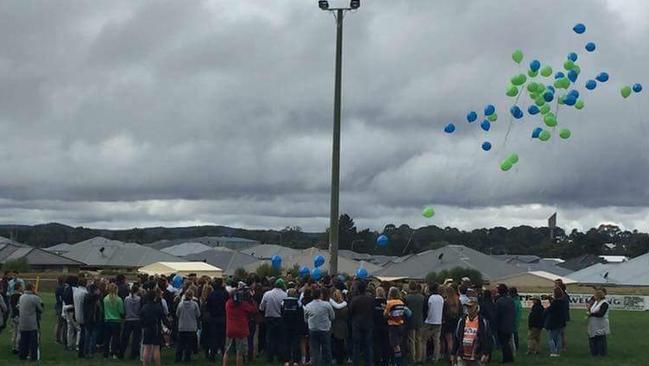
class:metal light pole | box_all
[317,0,360,275]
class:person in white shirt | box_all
[423,283,444,362]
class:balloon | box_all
[585,79,597,90]
[567,70,578,83]
[376,234,389,247]
[564,60,575,71]
[621,85,632,98]
[526,82,538,93]
[544,114,557,127]
[356,267,368,279]
[543,91,554,103]
[540,65,553,77]
[559,128,571,139]
[573,23,586,34]
[531,127,543,138]
[529,59,541,72]
[500,160,513,171]
[299,266,310,278]
[311,267,322,280]
[512,49,524,64]
[573,64,581,74]
[314,255,325,268]
[506,153,519,164]
[484,104,495,116]
[444,123,456,134]
[564,96,577,106]
[271,255,282,269]
[487,113,498,122]
[567,52,578,62]
[585,42,596,52]
[534,97,545,107]
[558,95,565,105]
[528,70,538,78]
[172,274,184,289]
[528,105,540,115]
[480,120,491,131]
[554,77,570,89]
[633,83,643,93]
[510,105,523,119]
[481,141,492,151]
[554,72,565,80]
[575,99,585,110]
[568,89,580,99]
[511,74,527,86]
[467,111,478,123]
[506,85,519,97]
[539,130,551,141]
[422,206,435,218]
[540,105,551,115]
[547,85,556,94]
[596,72,609,82]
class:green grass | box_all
[1,294,647,365]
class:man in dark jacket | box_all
[451,298,492,366]
[494,284,515,363]
[404,281,425,364]
[205,278,229,360]
[349,280,374,366]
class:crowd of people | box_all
[0,270,611,365]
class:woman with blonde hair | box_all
[587,289,610,357]
[442,285,461,362]
[329,289,348,365]
[200,284,213,359]
[102,283,124,359]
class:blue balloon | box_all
[546,85,555,94]
[528,105,540,115]
[484,104,495,116]
[299,266,310,278]
[532,127,543,138]
[555,72,565,80]
[567,52,578,62]
[567,70,578,83]
[467,111,478,123]
[172,274,184,289]
[271,255,282,269]
[564,96,577,106]
[356,267,368,279]
[311,267,322,280]
[568,89,580,99]
[529,59,541,72]
[633,83,643,93]
[481,141,492,151]
[585,79,597,90]
[510,105,523,119]
[543,91,554,103]
[314,255,325,268]
[376,234,389,247]
[480,120,491,131]
[596,72,609,82]
[573,23,586,34]
[585,42,596,52]
[444,123,456,134]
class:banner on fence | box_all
[520,293,649,311]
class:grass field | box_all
[1,294,647,366]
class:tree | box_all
[255,263,281,278]
[1,257,31,273]
[338,214,357,250]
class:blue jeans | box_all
[352,323,373,366]
[548,329,562,354]
[84,324,99,357]
[309,330,332,366]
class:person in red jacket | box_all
[224,283,257,366]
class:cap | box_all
[275,278,285,288]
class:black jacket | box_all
[494,295,515,334]
[478,298,496,326]
[528,303,544,329]
[350,293,374,328]
[544,299,566,330]
[452,315,493,358]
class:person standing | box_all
[423,283,444,363]
[384,287,409,366]
[404,281,425,365]
[141,289,168,366]
[450,299,492,366]
[494,284,515,363]
[587,289,610,357]
[527,298,544,355]
[330,289,349,365]
[544,287,566,358]
[260,278,288,363]
[176,289,200,362]
[224,284,257,366]
[304,287,335,366]
[63,275,80,351]
[442,286,461,362]
[205,278,229,360]
[281,288,303,366]
[18,283,43,361]
[116,275,130,300]
[102,283,124,359]
[120,283,142,360]
[73,279,88,358]
[509,287,522,352]
[54,276,67,345]
[373,287,391,366]
[9,281,23,354]
[82,284,102,359]
[349,281,374,366]
[554,280,571,353]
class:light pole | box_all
[317,0,360,275]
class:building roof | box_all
[44,243,74,253]
[184,247,262,275]
[338,250,398,266]
[138,261,223,278]
[569,252,649,286]
[0,241,83,267]
[161,242,214,257]
[63,237,182,268]
[494,271,577,285]
[558,254,605,271]
[598,255,629,263]
[149,236,260,251]
[374,245,523,280]
[494,255,573,276]
[240,244,301,259]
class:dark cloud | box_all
[0,0,648,231]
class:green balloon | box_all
[544,113,557,127]
[564,60,575,70]
[507,153,519,164]
[553,79,562,89]
[536,84,546,93]
[506,85,519,97]
[558,95,565,105]
[528,70,538,78]
[573,64,581,74]
[500,160,513,171]
[559,128,571,139]
[527,82,538,93]
[621,85,632,98]
[488,113,498,122]
[575,99,584,110]
[422,206,435,218]
[540,105,550,115]
[540,65,553,77]
[535,97,545,107]
[529,92,539,100]
[563,78,572,89]
[511,74,527,86]
[512,49,524,64]
[539,130,551,141]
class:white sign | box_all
[520,293,649,311]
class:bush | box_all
[425,266,484,288]
[233,267,248,282]
[255,263,281,278]
[1,257,31,273]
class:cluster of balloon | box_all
[311,267,322,281]
[442,22,643,171]
[376,234,389,247]
[356,267,368,280]
[314,254,325,268]
[172,274,183,289]
[271,255,282,270]
[299,266,310,278]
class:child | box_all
[527,298,544,355]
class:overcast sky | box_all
[1,0,649,233]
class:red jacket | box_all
[225,299,257,338]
